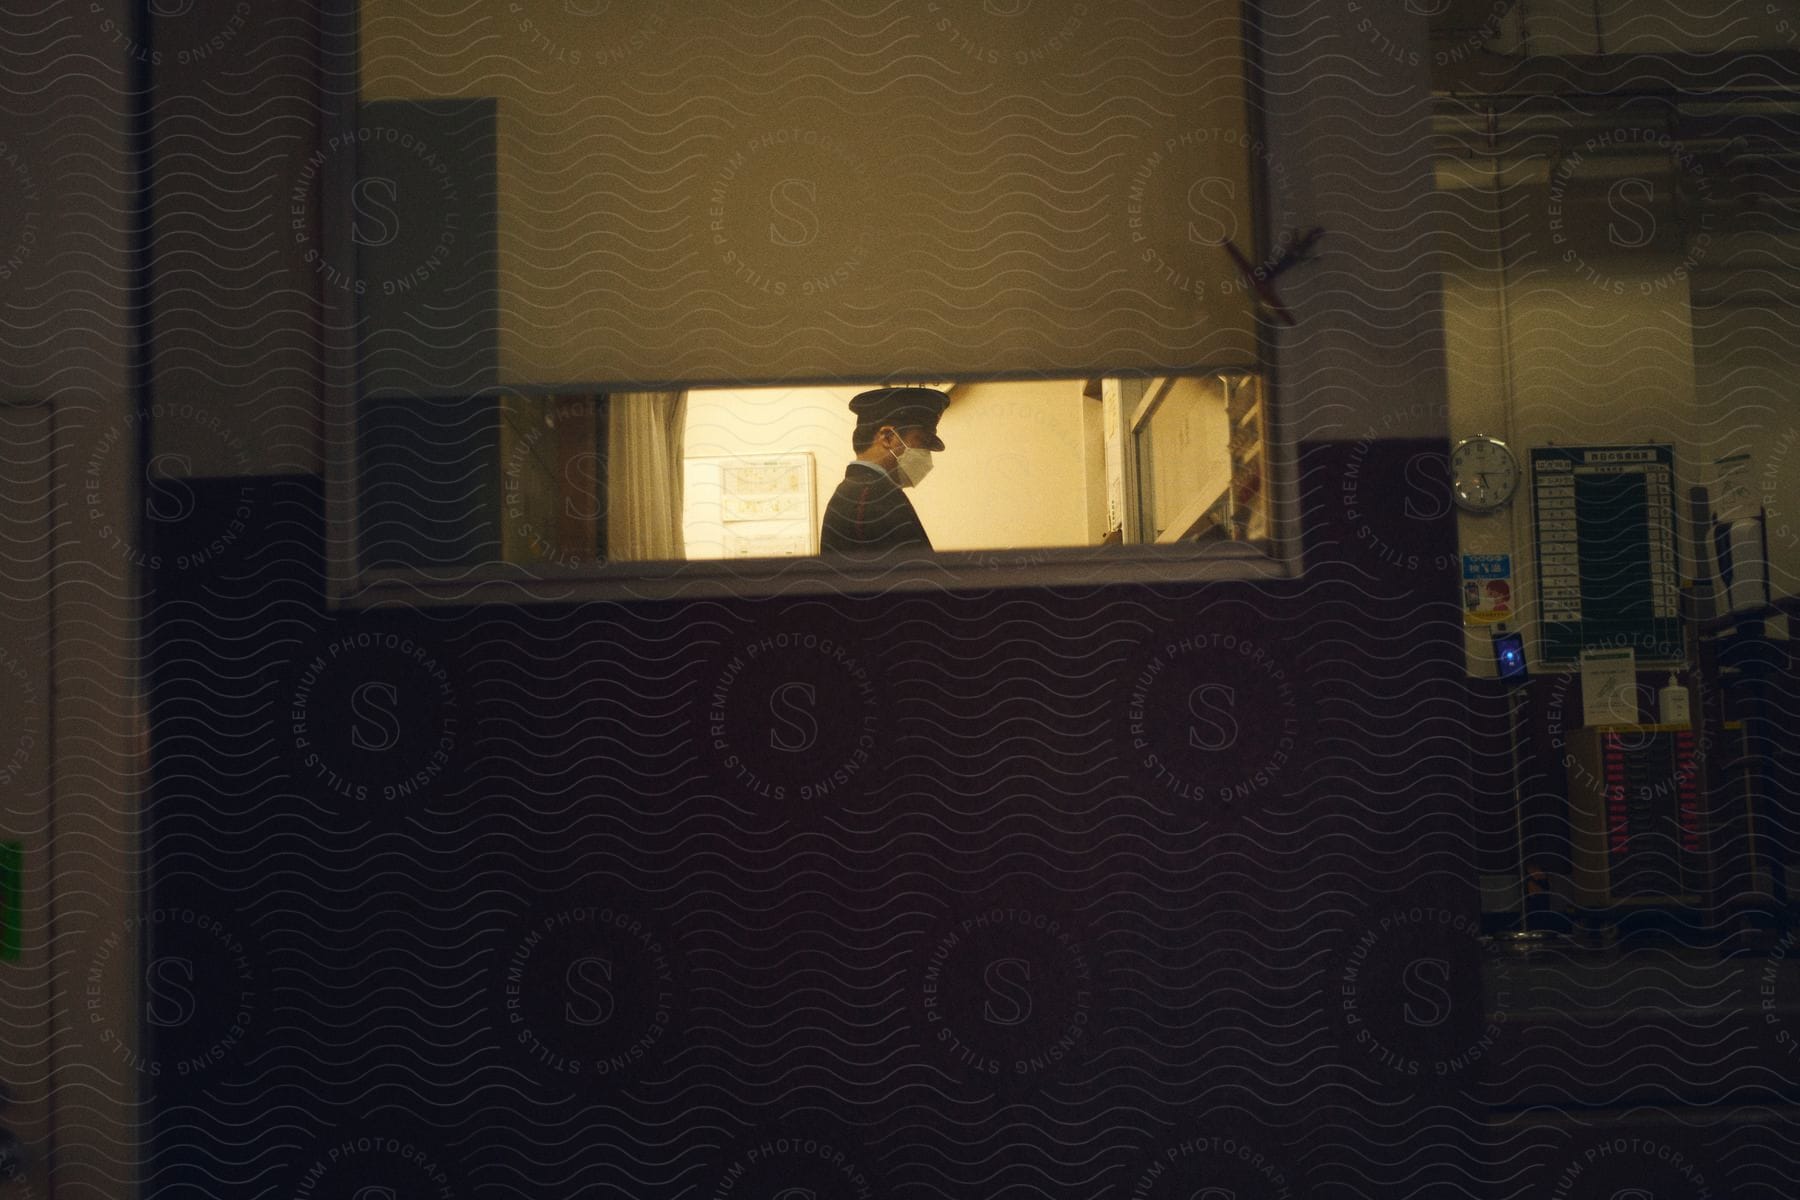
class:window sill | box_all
[334,539,1298,609]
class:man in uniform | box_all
[819,386,949,555]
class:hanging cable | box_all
[1487,106,1517,421]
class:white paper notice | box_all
[1712,453,1757,523]
[1580,648,1639,727]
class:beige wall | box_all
[1259,0,1449,445]
[914,380,1094,552]
[0,403,57,1200]
[358,0,1259,387]
[0,2,144,1196]
[149,1,1462,483]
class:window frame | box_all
[320,0,1299,609]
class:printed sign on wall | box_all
[1462,553,1512,624]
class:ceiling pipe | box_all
[1459,0,1793,58]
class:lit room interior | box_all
[3,2,1799,1197]
[474,374,1268,566]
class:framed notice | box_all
[1530,445,1682,665]
[684,454,817,559]
[719,457,812,522]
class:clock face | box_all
[1450,436,1518,513]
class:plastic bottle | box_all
[1659,673,1691,728]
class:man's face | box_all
[885,426,938,454]
[875,423,941,487]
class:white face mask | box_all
[893,441,933,488]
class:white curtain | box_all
[605,391,688,561]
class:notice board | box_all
[1531,444,1682,664]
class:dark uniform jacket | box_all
[820,462,932,554]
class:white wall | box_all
[1695,308,1800,601]
[1691,205,1800,602]
[1442,153,1711,670]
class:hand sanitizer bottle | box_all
[1659,673,1691,728]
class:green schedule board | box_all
[1531,445,1683,665]
[0,841,20,962]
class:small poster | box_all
[1462,553,1513,624]
[1712,453,1756,522]
[683,454,817,559]
[1580,647,1640,727]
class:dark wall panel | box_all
[142,440,1493,1197]
[356,97,499,399]
[143,440,1800,1198]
